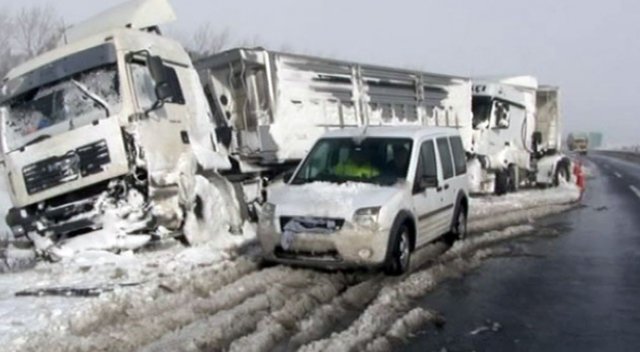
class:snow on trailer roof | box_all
[197,47,470,83]
[321,126,459,140]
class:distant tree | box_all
[176,22,232,60]
[13,4,63,59]
[0,10,16,77]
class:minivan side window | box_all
[414,140,438,191]
[437,137,454,180]
[450,136,467,175]
[420,140,438,179]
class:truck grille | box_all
[23,140,111,195]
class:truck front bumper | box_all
[5,180,114,239]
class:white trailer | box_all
[195,48,472,176]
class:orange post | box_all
[573,161,586,199]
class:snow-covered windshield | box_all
[3,64,121,151]
[291,137,413,186]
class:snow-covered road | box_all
[0,184,580,352]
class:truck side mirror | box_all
[148,56,167,85]
[145,55,185,114]
[532,131,543,145]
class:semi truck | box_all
[0,0,569,250]
[567,133,589,155]
[468,77,570,194]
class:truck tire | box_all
[554,160,571,186]
[495,170,508,195]
[384,225,411,276]
[508,164,519,193]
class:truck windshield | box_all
[1,43,121,151]
[3,64,121,151]
[291,137,413,186]
[472,96,492,129]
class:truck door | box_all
[434,137,456,235]
[412,139,445,248]
[128,60,191,173]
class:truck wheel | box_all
[554,162,570,186]
[508,164,519,192]
[385,225,411,276]
[495,170,508,195]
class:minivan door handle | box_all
[444,184,450,190]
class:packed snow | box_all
[0,182,581,352]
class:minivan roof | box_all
[321,126,459,140]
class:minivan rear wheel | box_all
[385,225,411,276]
[453,209,468,241]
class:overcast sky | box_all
[1,0,638,146]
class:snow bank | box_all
[468,183,579,232]
[0,231,256,351]
[0,182,580,351]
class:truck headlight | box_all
[353,207,381,229]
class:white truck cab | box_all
[258,126,469,275]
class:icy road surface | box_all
[0,184,580,352]
[405,153,640,351]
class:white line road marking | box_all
[631,186,640,200]
[614,172,623,179]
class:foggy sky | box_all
[1,0,638,146]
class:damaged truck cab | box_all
[0,1,234,244]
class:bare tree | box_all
[0,10,13,75]
[178,22,232,60]
[13,4,63,59]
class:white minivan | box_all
[258,126,469,275]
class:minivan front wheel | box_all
[385,225,411,276]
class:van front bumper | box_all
[258,219,391,269]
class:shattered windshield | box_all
[291,137,413,186]
[4,64,121,151]
[472,96,492,129]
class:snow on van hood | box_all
[268,182,403,219]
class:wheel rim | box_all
[399,232,410,269]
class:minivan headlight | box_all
[353,206,381,228]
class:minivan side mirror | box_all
[414,175,438,193]
[283,170,294,183]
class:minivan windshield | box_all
[291,137,413,186]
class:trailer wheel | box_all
[495,170,508,195]
[507,164,519,192]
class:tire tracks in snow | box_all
[11,187,579,352]
[298,225,537,352]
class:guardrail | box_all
[594,150,640,163]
